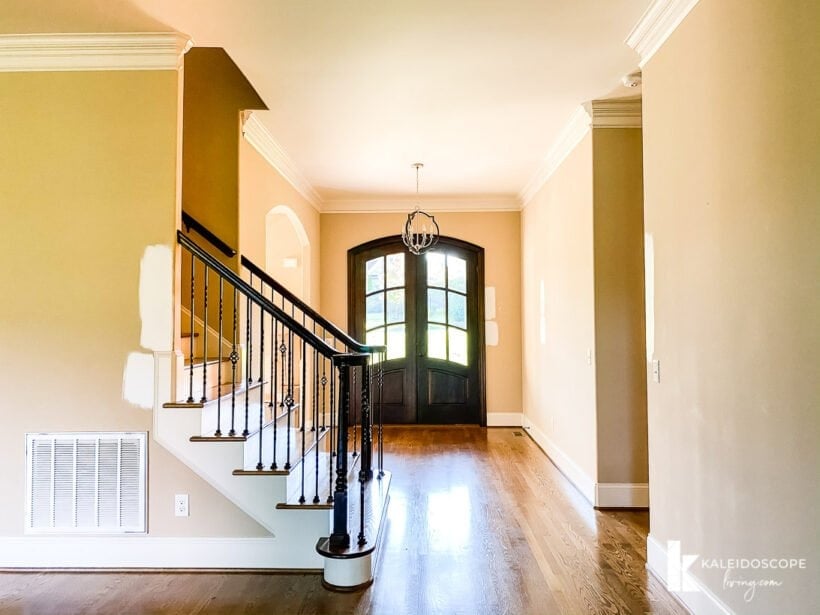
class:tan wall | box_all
[0,70,266,538]
[592,127,648,484]
[643,0,820,610]
[320,211,522,416]
[521,134,598,480]
[238,139,321,308]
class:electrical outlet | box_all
[651,359,661,383]
[586,348,593,365]
[175,494,189,517]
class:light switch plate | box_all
[651,359,661,383]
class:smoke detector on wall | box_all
[622,70,642,88]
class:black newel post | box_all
[329,356,351,550]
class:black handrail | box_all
[179,231,340,358]
[182,211,237,258]
[241,255,385,355]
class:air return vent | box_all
[25,432,146,534]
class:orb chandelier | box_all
[401,163,439,255]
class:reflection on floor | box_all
[0,426,686,615]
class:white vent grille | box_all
[25,432,146,534]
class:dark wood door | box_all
[349,236,485,425]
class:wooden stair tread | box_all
[316,470,391,558]
[276,451,361,509]
[162,380,263,409]
[232,420,332,474]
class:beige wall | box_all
[521,134,598,480]
[238,139,321,308]
[320,211,522,416]
[643,0,819,610]
[0,69,266,538]
[592,127,648,484]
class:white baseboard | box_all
[595,482,649,508]
[521,416,596,505]
[486,412,523,427]
[0,536,320,570]
[646,534,734,615]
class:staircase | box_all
[154,229,390,588]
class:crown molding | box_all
[242,113,323,211]
[322,196,521,214]
[519,105,591,207]
[0,32,192,72]
[588,98,642,128]
[625,0,701,67]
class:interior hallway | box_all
[0,427,685,615]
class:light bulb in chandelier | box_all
[401,163,440,255]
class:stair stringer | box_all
[153,351,330,569]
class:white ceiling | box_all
[3,0,649,202]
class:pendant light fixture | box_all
[401,163,439,255]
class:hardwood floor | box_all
[0,426,686,615]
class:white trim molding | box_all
[594,482,649,508]
[486,412,524,427]
[519,105,592,207]
[322,196,521,214]
[0,32,192,72]
[521,415,596,505]
[242,112,323,210]
[0,536,320,570]
[587,99,642,128]
[646,534,735,615]
[626,0,701,68]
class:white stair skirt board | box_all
[486,412,523,427]
[0,537,321,570]
[151,351,330,569]
[595,483,649,508]
[521,416,596,505]
[646,534,735,615]
[323,553,373,590]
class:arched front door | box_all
[349,236,485,424]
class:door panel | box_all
[349,236,484,425]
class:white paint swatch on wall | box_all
[485,321,499,346]
[485,286,496,320]
[123,352,154,409]
[139,244,173,352]
[644,232,655,361]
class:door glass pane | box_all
[427,289,446,323]
[386,289,404,324]
[427,324,447,360]
[426,252,446,287]
[366,292,384,329]
[447,255,466,293]
[386,324,405,360]
[386,253,404,288]
[448,327,468,366]
[366,257,384,293]
[448,292,467,329]
[366,327,385,347]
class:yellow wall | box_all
[643,0,819,609]
[521,134,598,479]
[0,69,266,538]
[238,139,321,308]
[320,211,522,416]
[592,127,648,484]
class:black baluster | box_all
[358,469,367,546]
[299,338,307,504]
[201,266,209,403]
[271,319,279,471]
[215,278,223,437]
[321,346,327,431]
[257,313,265,470]
[187,255,195,403]
[329,358,351,550]
[327,364,335,504]
[379,350,384,476]
[360,362,372,480]
[243,293,251,437]
[313,349,320,504]
[285,330,293,470]
[229,289,238,437]
[352,367,358,458]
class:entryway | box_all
[348,236,485,424]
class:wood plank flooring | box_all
[0,426,686,615]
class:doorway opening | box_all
[348,236,486,425]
